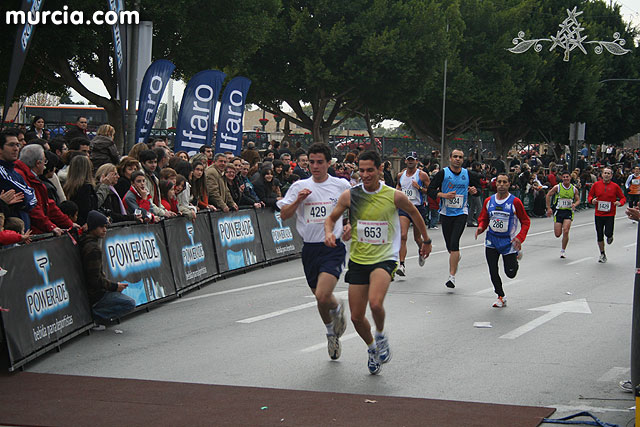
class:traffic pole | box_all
[632,220,640,421]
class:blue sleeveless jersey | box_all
[438,167,469,216]
[486,194,518,255]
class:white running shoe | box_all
[376,334,391,364]
[619,380,634,393]
[327,334,341,360]
[492,296,507,308]
[397,264,406,276]
[418,254,426,267]
[330,299,346,338]
[560,250,566,259]
[367,348,382,374]
[598,253,607,263]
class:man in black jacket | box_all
[78,210,135,328]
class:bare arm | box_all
[324,189,350,247]
[394,190,432,258]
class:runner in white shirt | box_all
[277,143,351,360]
[395,151,430,276]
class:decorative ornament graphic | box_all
[508,7,630,61]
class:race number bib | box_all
[556,198,573,209]
[597,201,611,212]
[633,179,640,186]
[489,211,510,233]
[356,220,389,244]
[303,201,332,224]
[445,195,463,209]
[404,187,418,202]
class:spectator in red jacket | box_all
[0,212,31,246]
[14,144,77,235]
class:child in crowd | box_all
[59,200,79,224]
[0,213,32,246]
[159,180,179,214]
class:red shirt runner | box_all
[587,180,625,217]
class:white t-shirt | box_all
[276,176,351,243]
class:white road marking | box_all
[625,242,636,248]
[500,299,591,339]
[172,276,306,304]
[301,332,360,353]
[549,404,632,414]
[237,302,318,323]
[475,279,522,295]
[567,257,592,265]
[597,367,630,382]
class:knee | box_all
[351,312,366,326]
[369,300,384,316]
[400,232,408,242]
[314,289,332,306]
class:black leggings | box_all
[594,216,614,242]
[485,247,519,297]
[441,214,467,252]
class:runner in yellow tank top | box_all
[325,150,432,375]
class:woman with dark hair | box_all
[224,165,261,209]
[24,116,48,142]
[383,161,395,188]
[174,151,190,162]
[252,167,282,209]
[159,180,179,214]
[63,155,98,225]
[115,156,140,198]
[190,160,216,210]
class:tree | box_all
[228,0,452,144]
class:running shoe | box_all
[598,253,607,263]
[430,226,438,230]
[92,324,107,331]
[492,296,507,308]
[418,254,426,267]
[607,236,614,245]
[397,264,406,276]
[327,334,341,360]
[330,299,346,338]
[376,334,392,364]
[560,250,566,259]
[445,275,455,289]
[619,379,634,393]
[367,347,382,374]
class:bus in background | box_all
[23,104,108,137]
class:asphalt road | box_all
[27,208,638,426]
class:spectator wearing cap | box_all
[14,144,75,235]
[78,210,136,326]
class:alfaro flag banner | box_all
[215,76,251,156]
[174,70,225,156]
[135,59,175,144]
[210,210,265,272]
[102,223,176,307]
[164,212,218,291]
[107,0,127,137]
[0,236,93,368]
[3,0,45,124]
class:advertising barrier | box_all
[102,223,176,307]
[256,209,303,260]
[0,236,93,369]
[211,210,265,272]
[164,212,218,291]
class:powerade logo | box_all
[271,212,293,244]
[105,233,162,278]
[181,222,205,267]
[218,215,254,247]
[25,252,69,320]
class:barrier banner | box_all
[0,236,93,367]
[102,223,176,307]
[164,213,218,291]
[256,208,303,260]
[215,76,251,156]
[135,59,175,144]
[211,209,265,272]
[174,69,226,157]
